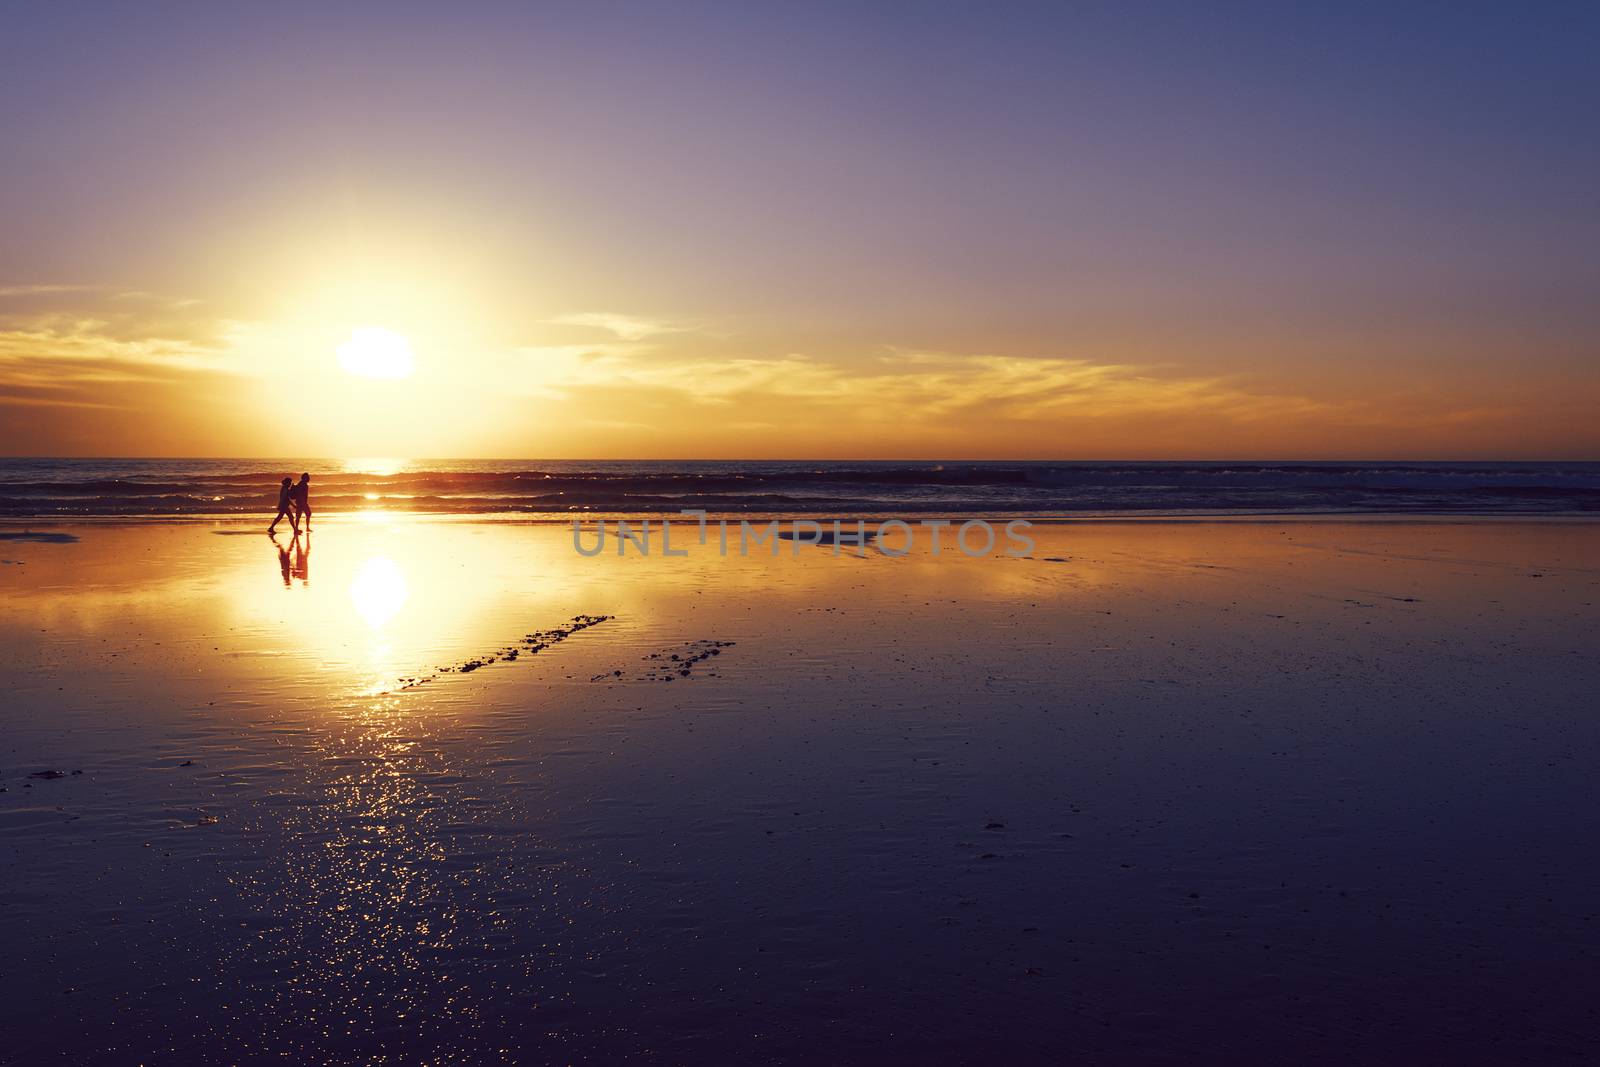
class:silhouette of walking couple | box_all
[268,473,313,535]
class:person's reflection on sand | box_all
[270,532,292,587]
[292,532,310,584]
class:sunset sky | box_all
[1,2,1596,459]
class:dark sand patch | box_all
[0,531,79,543]
[394,614,614,691]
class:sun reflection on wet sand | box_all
[350,556,408,629]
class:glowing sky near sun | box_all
[0,2,1596,458]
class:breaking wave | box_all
[1,459,1597,517]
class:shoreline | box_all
[4,509,1600,528]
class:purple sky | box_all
[1,2,1596,457]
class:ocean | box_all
[1,458,1597,518]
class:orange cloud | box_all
[0,290,1591,459]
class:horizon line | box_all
[2,455,1597,465]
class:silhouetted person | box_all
[268,477,297,534]
[292,473,312,532]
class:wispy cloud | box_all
[0,287,249,416]
[0,285,1568,456]
[513,344,1329,422]
[546,311,690,342]
[0,320,239,382]
[0,284,93,298]
[499,341,1547,456]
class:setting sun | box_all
[337,327,415,380]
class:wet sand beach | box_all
[2,518,1597,1063]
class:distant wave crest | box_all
[1,460,1597,517]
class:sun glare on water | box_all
[337,327,415,379]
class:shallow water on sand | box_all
[1,519,1598,1062]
